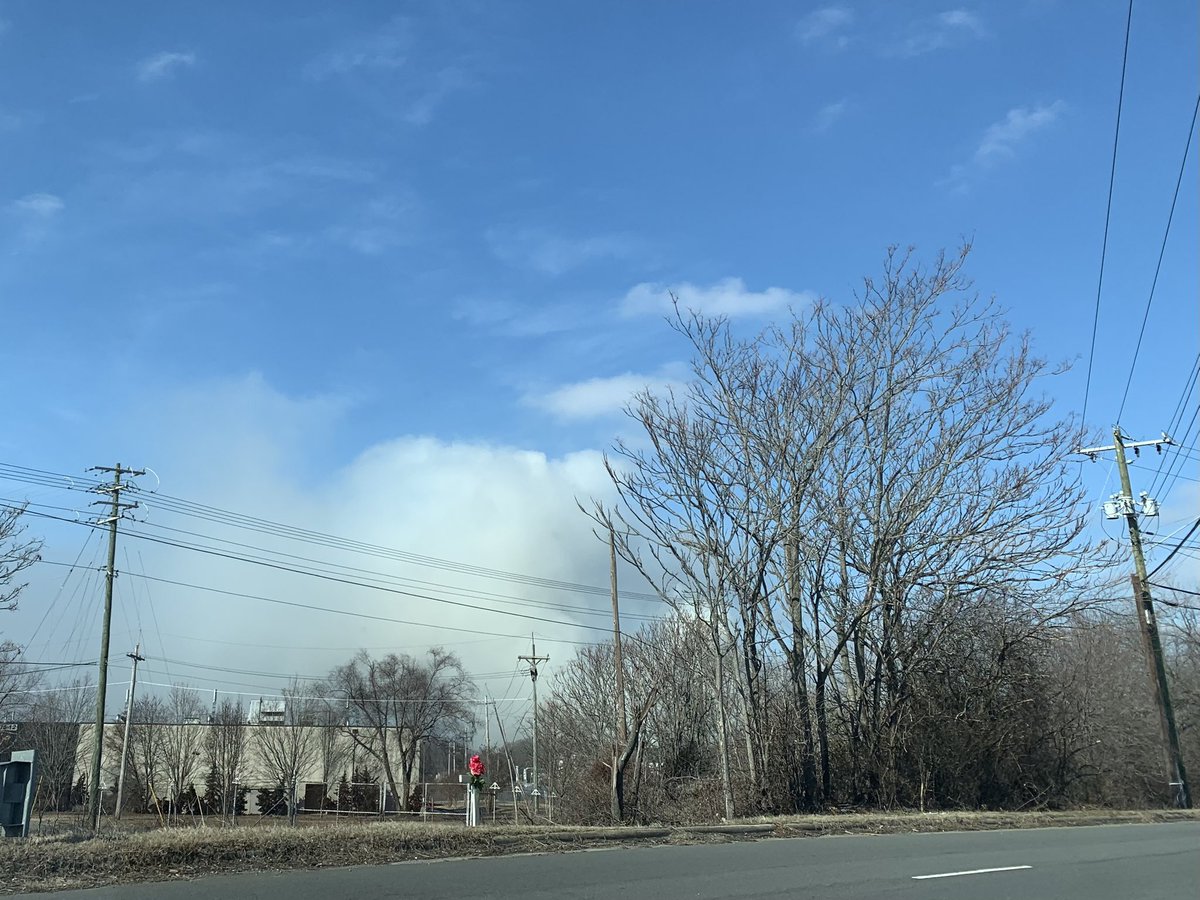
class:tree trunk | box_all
[713,642,735,820]
[785,535,818,810]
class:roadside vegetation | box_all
[3,809,1197,895]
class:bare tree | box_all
[0,504,43,722]
[252,684,321,825]
[330,648,475,811]
[314,700,351,806]
[206,698,247,820]
[590,297,846,813]
[587,246,1113,813]
[160,686,206,815]
[23,679,95,812]
[124,695,169,814]
[0,641,39,728]
[0,503,42,613]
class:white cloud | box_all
[941,100,1065,192]
[797,7,854,47]
[487,226,641,276]
[306,16,412,79]
[527,368,686,420]
[305,17,473,126]
[452,297,588,338]
[620,278,813,319]
[974,101,1066,164]
[10,192,63,217]
[325,193,420,255]
[137,51,196,82]
[812,99,849,133]
[403,67,469,126]
[893,9,985,56]
[938,9,985,33]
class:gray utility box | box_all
[0,750,38,838]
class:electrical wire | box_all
[117,529,625,635]
[1156,407,1199,503]
[1149,583,1200,598]
[1148,358,1199,495]
[9,507,639,640]
[123,517,662,622]
[0,461,664,605]
[1148,518,1200,579]
[1082,0,1134,439]
[1117,92,1200,420]
[22,530,96,654]
[34,559,605,648]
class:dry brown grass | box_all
[3,809,1197,895]
[755,807,1200,837]
[0,821,666,895]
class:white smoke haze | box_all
[10,374,660,723]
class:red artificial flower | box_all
[469,754,485,777]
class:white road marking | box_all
[912,865,1032,880]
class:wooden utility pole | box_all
[608,526,633,821]
[610,527,628,745]
[1079,430,1191,809]
[87,463,143,830]
[517,637,548,815]
[113,643,144,819]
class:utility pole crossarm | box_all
[1075,433,1173,458]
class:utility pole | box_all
[518,636,548,815]
[1078,429,1191,809]
[484,694,492,787]
[609,527,628,746]
[87,463,143,830]
[608,525,632,822]
[113,644,144,819]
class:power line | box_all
[4,494,662,621]
[0,462,664,604]
[1150,583,1200,598]
[1117,92,1200,420]
[35,559,605,647]
[128,679,532,705]
[118,529,628,635]
[23,530,96,655]
[0,662,94,672]
[1148,519,1200,579]
[123,517,663,622]
[1148,358,1199,495]
[157,632,509,654]
[133,488,665,602]
[9,506,645,639]
[1081,0,1134,438]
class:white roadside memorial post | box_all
[466,754,485,827]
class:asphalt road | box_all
[15,822,1198,900]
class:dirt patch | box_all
[2,810,1197,895]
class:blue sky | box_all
[1,2,1197,704]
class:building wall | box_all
[73,722,420,807]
